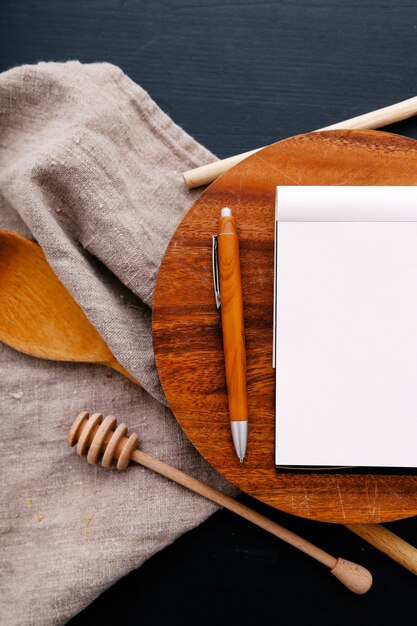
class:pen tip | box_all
[239,456,245,463]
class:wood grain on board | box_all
[153,129,417,524]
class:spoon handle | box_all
[106,358,142,387]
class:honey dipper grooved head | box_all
[68,411,139,470]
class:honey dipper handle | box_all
[133,449,334,564]
[132,449,371,592]
[133,450,366,580]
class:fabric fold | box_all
[0,61,237,626]
[0,61,217,401]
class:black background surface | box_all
[2,2,417,624]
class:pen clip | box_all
[212,235,221,309]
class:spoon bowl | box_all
[0,230,140,385]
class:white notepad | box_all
[274,186,417,468]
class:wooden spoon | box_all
[0,230,140,386]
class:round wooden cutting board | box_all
[153,129,417,524]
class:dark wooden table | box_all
[2,1,417,624]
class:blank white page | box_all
[275,186,417,468]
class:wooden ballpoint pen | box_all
[212,207,248,462]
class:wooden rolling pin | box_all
[68,411,372,594]
[183,95,417,188]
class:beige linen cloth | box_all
[0,61,237,625]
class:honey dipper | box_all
[68,411,372,594]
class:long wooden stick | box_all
[68,411,372,594]
[347,524,417,576]
[183,95,417,189]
